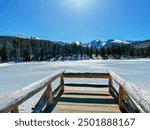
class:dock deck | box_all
[45,90,121,113]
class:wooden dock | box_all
[45,90,120,113]
[0,70,150,113]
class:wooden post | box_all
[108,78,113,94]
[10,107,19,113]
[60,76,64,92]
[118,86,125,110]
[46,83,53,106]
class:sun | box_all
[64,0,93,11]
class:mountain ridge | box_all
[0,35,149,48]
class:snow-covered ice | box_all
[0,63,12,67]
[0,59,150,112]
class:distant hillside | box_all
[0,35,56,50]
[0,35,150,49]
[0,35,51,45]
[0,35,150,62]
[134,40,150,48]
[0,35,93,61]
[0,36,14,44]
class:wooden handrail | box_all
[0,70,64,113]
[63,72,111,79]
[108,70,150,113]
[64,83,109,88]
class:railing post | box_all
[108,78,113,94]
[47,83,53,106]
[10,106,19,113]
[118,86,125,110]
[60,75,64,92]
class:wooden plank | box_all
[52,85,62,97]
[46,90,121,113]
[64,83,109,88]
[108,70,150,113]
[0,70,64,113]
[32,98,49,113]
[33,83,52,109]
[110,86,119,100]
[52,104,120,113]
[63,73,111,79]
[111,86,119,97]
[122,100,135,113]
[124,91,140,113]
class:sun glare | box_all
[64,0,93,11]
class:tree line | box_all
[0,37,150,62]
[98,45,150,59]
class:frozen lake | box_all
[0,59,150,112]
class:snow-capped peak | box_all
[111,39,130,44]
[15,34,28,39]
[102,42,106,46]
[86,39,102,48]
[96,39,100,42]
[75,41,81,45]
[15,35,41,40]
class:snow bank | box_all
[0,63,12,67]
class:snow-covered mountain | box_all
[54,39,135,48]
[15,35,41,40]
[14,35,136,48]
[15,34,28,39]
[104,39,133,47]
[82,39,134,48]
[0,35,149,50]
[134,40,150,48]
[74,41,82,46]
[85,40,102,48]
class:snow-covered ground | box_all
[0,59,150,112]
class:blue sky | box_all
[0,0,150,42]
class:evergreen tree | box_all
[1,41,10,61]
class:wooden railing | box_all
[63,72,111,91]
[0,70,65,113]
[0,70,149,113]
[107,70,150,113]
